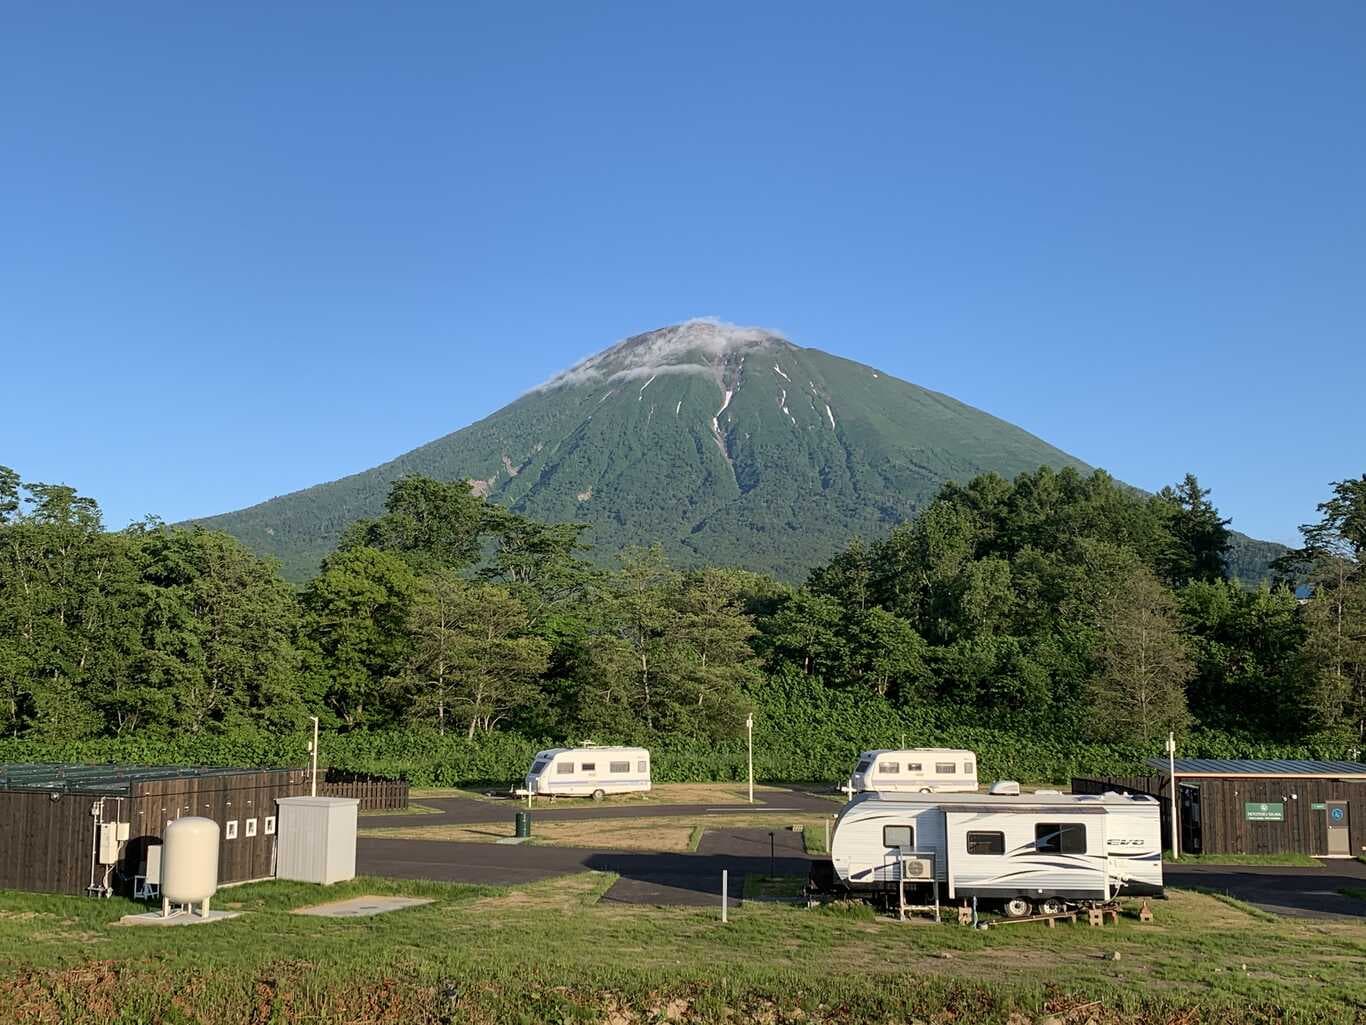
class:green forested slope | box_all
[192,322,1096,581]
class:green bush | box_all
[0,673,1340,788]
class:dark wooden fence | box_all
[1073,775,1173,849]
[318,770,409,811]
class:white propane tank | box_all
[161,816,220,905]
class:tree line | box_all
[1,463,1363,767]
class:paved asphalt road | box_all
[356,829,812,907]
[359,786,1366,917]
[369,787,839,829]
[1164,859,1366,919]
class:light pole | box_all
[309,716,320,797]
[1167,731,1179,860]
[746,713,754,804]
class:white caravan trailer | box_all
[524,746,651,799]
[848,749,978,794]
[828,788,1162,916]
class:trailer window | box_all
[935,762,956,774]
[531,760,548,773]
[906,762,923,773]
[963,760,974,775]
[637,760,647,773]
[581,762,596,773]
[610,761,630,773]
[856,758,872,773]
[557,762,574,775]
[883,825,914,848]
[966,831,1004,855]
[1035,823,1086,854]
[878,762,900,774]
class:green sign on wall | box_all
[1311,802,1327,811]
[1245,801,1285,822]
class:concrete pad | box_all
[291,895,434,918]
[118,910,242,927]
[494,836,530,845]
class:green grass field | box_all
[1164,851,1322,867]
[1,873,1364,1024]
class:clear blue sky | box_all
[3,4,1362,546]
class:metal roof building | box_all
[1146,758,1366,779]
[0,763,306,895]
[0,762,274,795]
[1075,758,1366,858]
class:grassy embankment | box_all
[1,874,1363,1024]
[1163,851,1322,867]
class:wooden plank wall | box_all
[1073,775,1366,856]
[0,790,100,895]
[318,776,408,810]
[123,769,308,887]
[1198,778,1366,857]
[0,770,309,896]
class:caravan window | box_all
[856,758,872,773]
[1035,823,1086,854]
[557,762,574,775]
[883,825,914,848]
[878,762,900,774]
[581,762,596,772]
[531,760,549,773]
[966,831,1004,855]
[935,762,956,774]
[963,760,974,775]
[610,761,630,773]
[637,760,647,773]
[905,762,923,773]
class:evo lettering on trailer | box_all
[1244,802,1284,822]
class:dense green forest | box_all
[2,463,1363,784]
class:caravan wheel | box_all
[1036,898,1065,916]
[592,789,606,801]
[1002,898,1032,919]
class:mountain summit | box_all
[194,320,1092,580]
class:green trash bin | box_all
[515,811,532,838]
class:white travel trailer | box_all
[828,788,1162,916]
[524,746,652,799]
[848,749,978,794]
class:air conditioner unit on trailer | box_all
[901,856,934,880]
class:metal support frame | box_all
[894,848,941,923]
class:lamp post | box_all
[309,716,320,797]
[1167,731,1179,860]
[746,713,754,804]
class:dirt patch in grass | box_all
[359,803,443,818]
[361,822,515,843]
[468,872,617,914]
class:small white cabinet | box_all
[275,796,359,884]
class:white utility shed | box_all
[275,796,359,885]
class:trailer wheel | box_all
[1003,898,1031,919]
[1036,898,1064,916]
[592,788,606,801]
